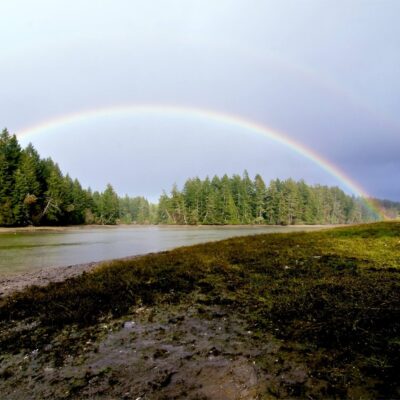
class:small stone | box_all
[124,321,135,329]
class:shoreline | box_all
[0,254,142,299]
[0,223,341,234]
[1,222,398,398]
[0,225,337,298]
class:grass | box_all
[1,221,400,398]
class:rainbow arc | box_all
[15,104,387,220]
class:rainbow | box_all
[15,104,386,219]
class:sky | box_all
[1,0,399,201]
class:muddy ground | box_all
[1,223,399,399]
[0,262,100,299]
[0,301,320,400]
[0,255,145,299]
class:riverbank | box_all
[0,224,331,277]
[0,223,336,234]
[0,225,128,233]
[1,222,399,399]
[0,255,142,299]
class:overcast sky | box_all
[1,0,399,201]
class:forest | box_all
[158,174,387,225]
[0,129,154,226]
[0,128,398,227]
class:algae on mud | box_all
[0,222,400,399]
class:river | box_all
[0,225,325,276]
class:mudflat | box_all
[1,222,399,399]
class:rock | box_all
[123,321,136,329]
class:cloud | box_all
[2,1,399,200]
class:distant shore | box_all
[0,223,338,234]
[0,224,126,234]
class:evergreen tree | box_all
[43,162,66,224]
[253,174,267,223]
[157,191,174,224]
[0,129,391,227]
[284,179,301,225]
[0,129,22,225]
[265,179,280,224]
[221,174,239,224]
[98,184,119,225]
[183,178,202,225]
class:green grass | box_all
[1,222,400,398]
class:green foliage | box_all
[119,195,155,224]
[0,129,155,226]
[157,173,387,225]
[97,184,119,224]
[0,129,397,227]
[0,129,21,225]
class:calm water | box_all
[0,225,323,276]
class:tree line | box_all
[157,172,385,225]
[0,129,154,226]
[1,128,397,227]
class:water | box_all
[0,225,323,276]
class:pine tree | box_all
[265,179,280,224]
[170,184,187,224]
[0,129,22,225]
[253,174,267,223]
[43,162,66,224]
[158,191,174,224]
[221,175,239,224]
[99,184,119,224]
[183,178,202,225]
[12,168,30,225]
[284,179,301,225]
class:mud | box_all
[0,303,311,399]
[0,255,141,299]
[0,262,99,299]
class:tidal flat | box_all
[0,222,399,399]
[0,225,326,276]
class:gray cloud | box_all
[2,0,399,200]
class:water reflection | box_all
[0,225,324,275]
